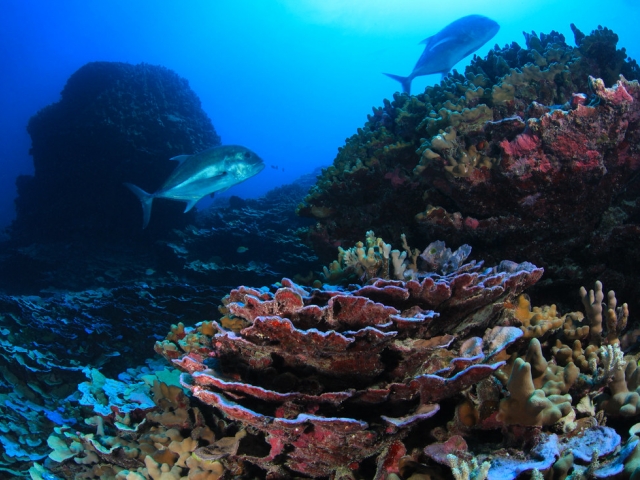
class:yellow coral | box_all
[417,127,497,178]
[512,294,564,338]
[497,357,573,426]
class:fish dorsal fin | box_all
[418,35,435,47]
[170,154,191,164]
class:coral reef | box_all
[15,235,640,480]
[12,61,220,243]
[298,25,640,313]
[9,24,640,480]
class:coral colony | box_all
[11,25,640,480]
[298,25,640,311]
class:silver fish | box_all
[384,14,500,94]
[125,145,264,228]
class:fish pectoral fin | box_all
[170,154,191,163]
[426,36,455,51]
[183,199,200,213]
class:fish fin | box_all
[184,199,199,213]
[217,186,231,193]
[383,73,412,95]
[427,36,456,51]
[124,183,154,229]
[418,34,434,46]
[169,154,190,163]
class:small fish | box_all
[237,246,249,253]
[384,15,500,94]
[125,145,265,228]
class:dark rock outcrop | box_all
[12,61,220,242]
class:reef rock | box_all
[298,26,640,311]
[13,61,220,242]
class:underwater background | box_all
[2,0,640,479]
[1,0,639,229]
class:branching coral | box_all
[497,357,573,426]
[321,231,472,284]
[39,361,228,480]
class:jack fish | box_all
[384,14,500,94]
[125,145,264,228]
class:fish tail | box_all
[124,183,154,229]
[383,73,412,94]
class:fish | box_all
[236,246,249,253]
[125,145,265,228]
[384,14,500,94]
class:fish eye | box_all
[243,152,251,159]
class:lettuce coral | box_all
[154,238,544,477]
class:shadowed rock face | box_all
[13,61,220,243]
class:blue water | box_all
[1,0,638,230]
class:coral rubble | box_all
[298,25,640,312]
